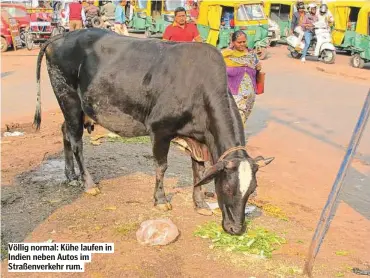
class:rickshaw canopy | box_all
[356,3,370,35]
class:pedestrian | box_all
[65,0,86,31]
[189,2,199,23]
[221,30,262,127]
[114,0,129,36]
[163,7,202,42]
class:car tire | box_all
[350,54,365,69]
[1,37,8,52]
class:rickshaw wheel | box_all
[321,50,336,64]
[256,47,267,60]
[270,41,278,47]
[350,54,365,69]
[1,37,8,52]
[25,33,34,51]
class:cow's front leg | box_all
[192,158,213,216]
[152,137,172,211]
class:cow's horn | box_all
[255,156,275,168]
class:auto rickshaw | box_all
[263,0,314,46]
[328,0,368,53]
[197,0,270,59]
[127,0,189,37]
[330,2,370,68]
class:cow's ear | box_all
[254,156,275,168]
[194,161,226,186]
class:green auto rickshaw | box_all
[127,0,189,37]
[197,0,270,59]
[349,3,370,68]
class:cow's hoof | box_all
[68,180,81,187]
[84,187,100,196]
[156,203,172,211]
[196,208,213,216]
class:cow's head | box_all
[195,156,274,235]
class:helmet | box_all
[297,2,305,9]
[308,3,317,9]
[320,4,328,14]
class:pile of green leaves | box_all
[194,221,286,258]
[107,136,151,144]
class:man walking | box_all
[65,0,86,31]
[114,0,129,36]
[163,7,202,42]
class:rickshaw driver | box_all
[163,7,203,42]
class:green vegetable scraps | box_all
[194,221,286,258]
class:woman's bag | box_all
[256,71,265,95]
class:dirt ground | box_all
[1,45,370,277]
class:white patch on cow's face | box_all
[238,160,253,197]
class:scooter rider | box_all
[317,3,334,30]
[291,1,306,49]
[301,3,318,63]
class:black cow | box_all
[34,29,274,235]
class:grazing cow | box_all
[34,29,274,235]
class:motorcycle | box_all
[287,21,336,64]
[85,15,103,28]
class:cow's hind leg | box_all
[152,136,172,211]
[62,122,78,182]
[192,158,213,216]
[48,66,98,195]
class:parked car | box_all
[1,10,13,52]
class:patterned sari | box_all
[222,48,259,127]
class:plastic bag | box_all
[136,218,180,246]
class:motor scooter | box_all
[287,21,336,64]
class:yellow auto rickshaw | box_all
[328,1,370,68]
[197,0,270,59]
[328,0,368,49]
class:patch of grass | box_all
[107,136,151,144]
[335,250,349,256]
[335,272,345,277]
[115,222,139,236]
[249,200,289,221]
[1,246,8,260]
[194,221,286,258]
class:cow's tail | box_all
[33,34,65,130]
